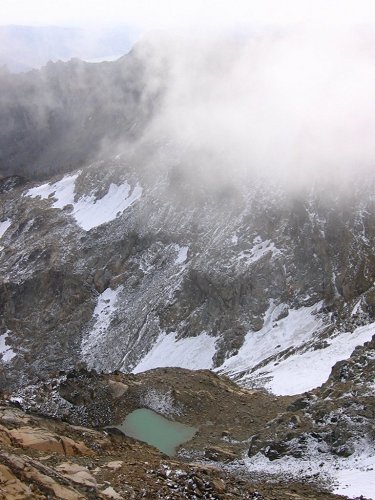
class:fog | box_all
[123,26,375,191]
[2,21,375,192]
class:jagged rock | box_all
[290,414,301,427]
[211,477,226,494]
[8,426,93,456]
[105,460,123,470]
[204,445,237,462]
[93,268,112,293]
[0,407,31,427]
[0,452,85,499]
[55,462,97,487]
[332,444,354,457]
[0,463,33,498]
[107,380,128,399]
[102,486,123,499]
[263,441,289,461]
[0,424,12,446]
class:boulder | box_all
[0,424,11,446]
[9,426,93,456]
[105,460,123,470]
[204,445,237,462]
[0,463,33,498]
[107,380,128,399]
[56,462,97,487]
[102,486,123,499]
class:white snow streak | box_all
[238,238,281,265]
[351,298,363,316]
[0,219,11,238]
[174,245,189,264]
[133,331,216,373]
[26,174,142,230]
[73,182,143,231]
[219,303,323,387]
[81,287,122,357]
[0,331,16,362]
[26,174,78,208]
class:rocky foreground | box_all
[0,367,357,499]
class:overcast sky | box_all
[2,0,375,30]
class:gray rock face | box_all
[0,157,375,395]
[0,47,163,180]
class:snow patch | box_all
[244,443,375,500]
[140,389,183,416]
[219,303,375,395]
[26,174,142,231]
[73,182,143,231]
[264,322,375,395]
[238,238,281,265]
[81,287,122,357]
[218,303,323,390]
[333,454,375,498]
[0,219,11,238]
[351,298,363,316]
[0,331,16,362]
[133,331,217,373]
[174,245,189,265]
[26,174,78,208]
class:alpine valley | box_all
[0,38,375,499]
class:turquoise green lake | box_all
[117,408,197,456]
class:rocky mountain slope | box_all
[1,159,375,496]
[0,368,351,499]
[0,47,162,179]
[1,160,375,393]
[1,45,375,498]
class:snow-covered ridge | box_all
[25,174,142,231]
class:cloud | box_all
[122,26,375,191]
[2,0,375,29]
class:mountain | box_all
[0,25,135,72]
[0,369,347,499]
[0,47,164,180]
[1,42,375,498]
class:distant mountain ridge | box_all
[0,25,136,72]
[0,45,162,180]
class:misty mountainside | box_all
[0,25,134,72]
[1,156,375,397]
[2,156,375,498]
[0,44,162,179]
[1,37,375,393]
[2,38,375,497]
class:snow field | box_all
[133,331,217,373]
[26,174,142,230]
